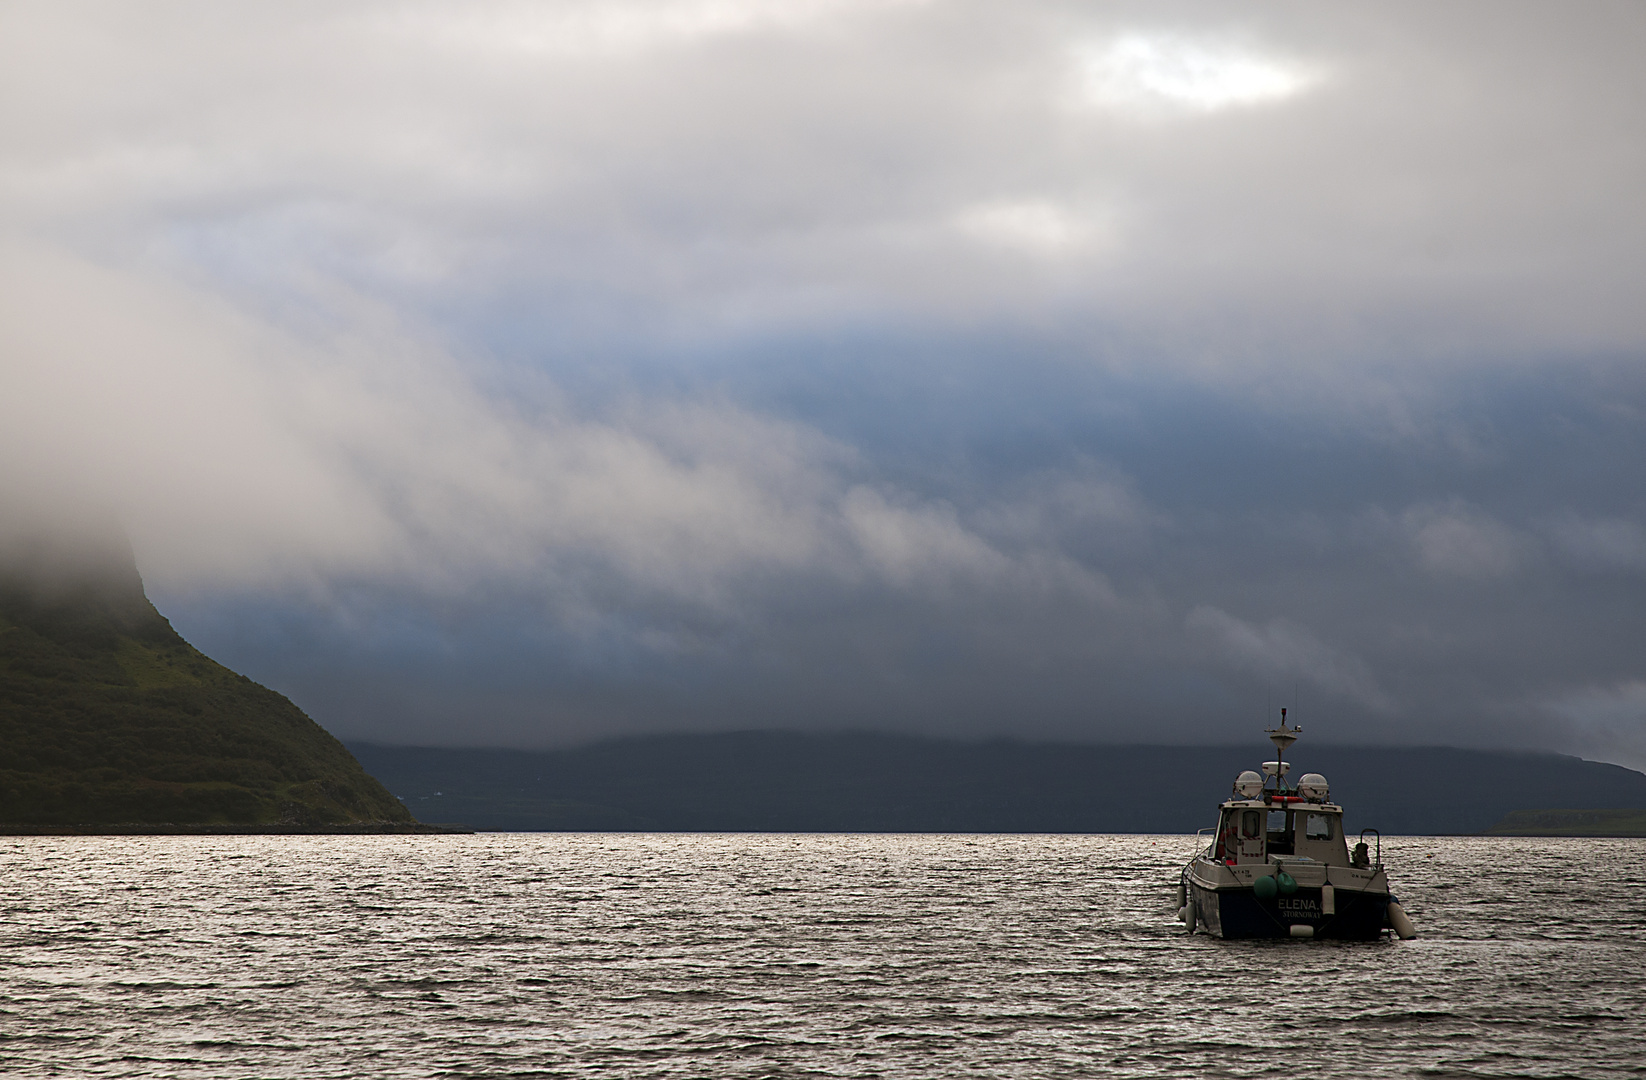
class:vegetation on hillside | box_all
[0,551,414,827]
[1486,808,1646,837]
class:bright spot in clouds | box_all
[1080,33,1321,114]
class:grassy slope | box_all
[0,560,413,827]
[1485,809,1646,837]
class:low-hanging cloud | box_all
[1545,682,1646,770]
[1185,605,1393,715]
[1397,500,1539,580]
[1544,514,1646,574]
[0,243,1126,625]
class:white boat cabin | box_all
[1211,798,1353,867]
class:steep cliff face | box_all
[0,535,414,827]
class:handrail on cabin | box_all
[1194,825,1216,859]
[1359,827,1382,868]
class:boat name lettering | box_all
[1277,898,1320,914]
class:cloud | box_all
[1545,681,1646,771]
[1397,500,1538,579]
[394,0,933,58]
[1185,605,1393,713]
[840,486,1008,587]
[952,199,1111,256]
[0,243,1123,626]
[6,1,1645,373]
[1545,514,1646,573]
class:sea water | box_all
[1,834,1641,1078]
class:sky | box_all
[4,0,1646,765]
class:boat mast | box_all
[1265,707,1300,794]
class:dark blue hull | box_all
[1190,879,1388,940]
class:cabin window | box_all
[1305,813,1335,840]
[1241,810,1261,838]
[1266,809,1294,855]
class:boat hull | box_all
[1189,878,1388,940]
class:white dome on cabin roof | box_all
[1233,770,1263,798]
[1297,773,1329,801]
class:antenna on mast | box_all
[1265,707,1301,792]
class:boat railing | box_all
[1358,827,1382,869]
[1194,826,1216,859]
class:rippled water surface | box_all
[2,834,1643,1078]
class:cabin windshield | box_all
[1266,808,1294,855]
[1294,808,1349,864]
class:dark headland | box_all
[351,731,1646,836]
[0,531,444,834]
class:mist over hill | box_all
[0,526,414,829]
[350,731,1646,835]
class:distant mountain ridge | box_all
[0,531,415,829]
[349,730,1646,835]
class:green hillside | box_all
[0,545,415,828]
[1485,808,1646,837]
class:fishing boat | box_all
[1177,711,1417,940]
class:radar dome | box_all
[1233,770,1263,799]
[1297,773,1329,801]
